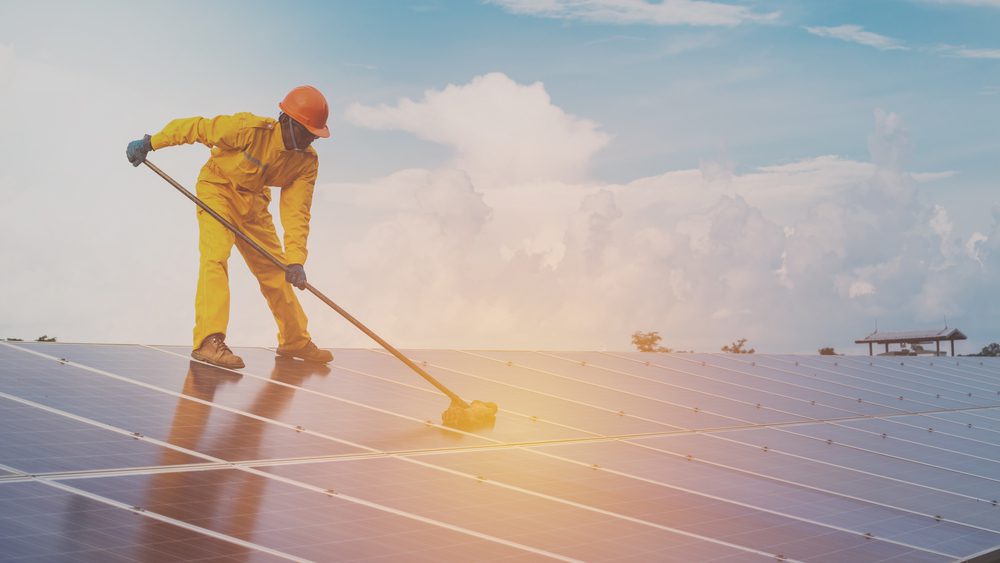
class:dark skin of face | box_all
[280,114,319,151]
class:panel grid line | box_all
[504,351,1000,483]
[602,351,1000,439]
[700,358,1000,450]
[523,446,960,559]
[463,350,824,427]
[605,351,938,414]
[802,355,1000,426]
[363,348,683,433]
[152,344,606,440]
[764,358,1000,440]
[838,355,1000,389]
[746,354,999,409]
[399,456,807,562]
[695,431,1000,516]
[619,438,1000,537]
[797,355,1000,397]
[534,350,872,419]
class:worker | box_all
[125,86,334,369]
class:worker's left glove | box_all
[126,135,153,167]
[286,264,307,290]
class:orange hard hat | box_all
[279,85,330,138]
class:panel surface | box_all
[0,398,204,474]
[0,480,282,562]
[411,447,962,561]
[529,440,1000,557]
[588,352,905,417]
[225,346,593,444]
[631,431,1000,531]
[0,345,361,461]
[67,468,554,562]
[467,350,812,427]
[263,457,763,562]
[3,343,999,562]
[10,343,496,454]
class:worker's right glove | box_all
[126,135,153,167]
[286,264,307,290]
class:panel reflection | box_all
[129,359,336,559]
[160,358,337,462]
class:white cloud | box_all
[346,72,609,187]
[936,44,1000,58]
[805,25,908,51]
[489,0,779,27]
[317,95,992,352]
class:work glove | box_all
[286,264,307,290]
[126,134,153,167]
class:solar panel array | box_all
[1,341,999,562]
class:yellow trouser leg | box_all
[235,211,311,350]
[193,183,236,349]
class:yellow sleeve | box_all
[149,114,250,151]
[280,160,318,266]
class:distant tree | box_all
[722,338,755,354]
[35,335,56,343]
[976,342,1000,357]
[818,347,837,355]
[631,331,673,353]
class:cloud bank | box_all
[304,73,1000,352]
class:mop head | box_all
[442,399,498,431]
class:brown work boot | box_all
[276,340,333,363]
[191,333,245,369]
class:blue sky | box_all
[2,1,999,353]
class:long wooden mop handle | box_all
[302,282,467,406]
[143,160,288,272]
[142,160,468,407]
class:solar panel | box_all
[2,341,999,561]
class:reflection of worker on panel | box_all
[139,358,329,557]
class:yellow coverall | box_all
[150,113,317,350]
